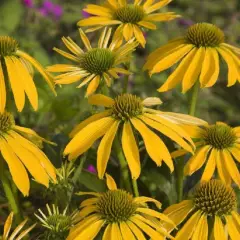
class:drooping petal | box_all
[216,150,231,185]
[3,212,13,239]
[97,121,119,178]
[175,210,202,240]
[120,221,136,240]
[134,196,161,209]
[192,214,208,240]
[214,215,227,240]
[201,148,216,181]
[126,221,146,240]
[103,224,112,240]
[122,122,141,179]
[225,215,240,239]
[0,62,6,113]
[88,94,114,107]
[86,75,100,97]
[111,223,123,240]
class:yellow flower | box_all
[47,28,137,97]
[64,93,206,179]
[78,0,179,47]
[144,22,240,92]
[67,174,175,240]
[0,36,56,113]
[0,112,57,196]
[1,212,36,240]
[162,180,240,240]
[172,122,240,187]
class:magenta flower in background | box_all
[43,0,54,11]
[178,18,194,27]
[23,0,34,8]
[86,164,97,174]
[38,7,48,16]
[53,5,63,18]
[82,10,91,18]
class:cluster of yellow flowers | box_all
[1,0,240,239]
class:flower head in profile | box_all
[67,174,175,240]
[172,122,240,187]
[64,93,206,179]
[78,0,179,47]
[144,22,240,92]
[0,112,57,196]
[47,28,137,97]
[1,212,36,240]
[163,180,240,240]
[0,36,56,113]
[35,204,78,240]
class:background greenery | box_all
[0,0,240,237]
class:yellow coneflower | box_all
[144,22,240,92]
[163,180,240,240]
[78,0,179,47]
[47,28,137,97]
[172,122,240,187]
[64,93,207,179]
[0,36,56,113]
[67,174,175,240]
[0,112,56,196]
[1,212,36,240]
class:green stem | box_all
[176,82,200,202]
[188,82,200,116]
[0,158,22,223]
[132,179,139,197]
[113,137,132,193]
[123,63,130,93]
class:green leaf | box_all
[78,170,107,192]
[0,0,24,34]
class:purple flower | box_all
[82,10,91,18]
[38,7,48,16]
[23,0,34,8]
[43,0,54,11]
[86,164,97,174]
[53,5,63,18]
[178,19,194,27]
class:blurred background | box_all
[1,0,240,234]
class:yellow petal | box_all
[192,214,208,240]
[6,135,49,187]
[83,5,112,18]
[61,37,82,56]
[201,148,216,181]
[214,215,227,240]
[88,94,114,107]
[5,57,25,111]
[175,210,202,240]
[123,24,133,41]
[142,97,162,106]
[53,47,80,62]
[120,221,136,240]
[137,208,175,226]
[133,25,146,47]
[158,47,197,92]
[217,47,238,87]
[76,74,95,88]
[145,0,172,14]
[69,111,111,138]
[10,131,56,183]
[103,224,112,240]
[225,215,240,239]
[16,50,56,95]
[130,118,164,166]
[126,221,146,240]
[47,64,80,72]
[111,223,123,240]
[0,63,6,113]
[230,147,240,163]
[78,17,121,27]
[79,28,92,50]
[122,122,141,179]
[182,47,205,93]
[14,58,38,111]
[97,121,119,178]
[0,138,29,196]
[105,173,117,190]
[134,196,161,209]
[119,0,127,7]
[64,117,115,159]
[184,146,211,175]
[141,115,194,154]
[215,150,231,185]
[145,12,179,22]
[151,44,193,74]
[222,149,240,187]
[138,21,156,30]
[103,28,112,49]
[3,212,13,239]
[163,200,194,232]
[86,75,100,97]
